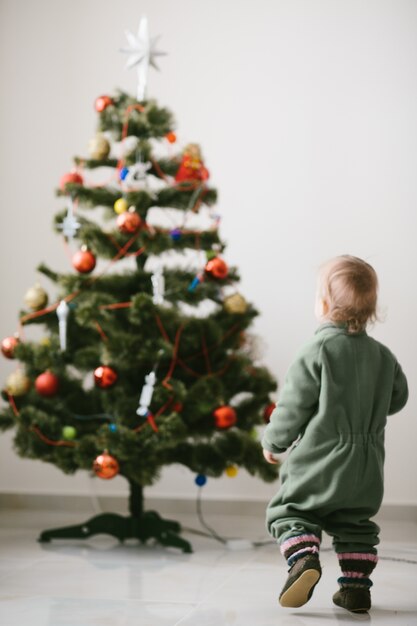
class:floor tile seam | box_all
[0,592,198,608]
[172,549,262,625]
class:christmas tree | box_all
[0,18,278,552]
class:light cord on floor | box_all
[195,486,227,545]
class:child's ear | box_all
[322,299,329,315]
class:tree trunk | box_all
[129,480,144,518]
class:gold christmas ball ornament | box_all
[88,134,111,160]
[5,370,31,396]
[113,198,129,215]
[224,293,248,314]
[225,465,238,478]
[24,283,48,311]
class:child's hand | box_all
[263,449,279,464]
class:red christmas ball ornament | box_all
[173,401,183,413]
[35,371,59,397]
[165,131,177,143]
[1,335,20,359]
[116,210,141,234]
[95,95,113,112]
[72,247,96,274]
[213,405,237,429]
[263,402,276,424]
[205,257,229,279]
[60,171,83,192]
[93,451,119,479]
[94,365,118,389]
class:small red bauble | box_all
[93,452,119,479]
[72,248,96,274]
[1,335,20,359]
[263,402,276,424]
[60,171,83,192]
[95,95,113,112]
[205,257,229,279]
[173,401,184,413]
[94,365,118,389]
[116,210,141,234]
[213,405,237,429]
[35,371,59,397]
[165,131,177,143]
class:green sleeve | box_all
[261,338,322,453]
[388,361,408,415]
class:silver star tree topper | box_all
[120,16,166,101]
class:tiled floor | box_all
[0,506,416,625]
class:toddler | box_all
[262,255,408,613]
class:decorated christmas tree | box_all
[0,18,278,552]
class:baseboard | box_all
[0,492,416,522]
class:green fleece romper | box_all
[262,323,408,554]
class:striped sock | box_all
[337,552,378,589]
[280,534,321,567]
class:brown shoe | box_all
[279,555,322,608]
[333,587,371,613]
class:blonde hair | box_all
[318,255,378,334]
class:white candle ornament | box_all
[136,370,156,417]
[56,300,70,351]
[151,267,165,305]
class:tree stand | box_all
[38,480,192,553]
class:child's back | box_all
[262,256,408,614]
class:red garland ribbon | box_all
[201,333,212,375]
[154,316,241,379]
[133,396,175,433]
[7,393,19,417]
[162,325,184,390]
[94,321,109,342]
[30,425,77,448]
[99,302,133,310]
[146,412,158,432]
[150,157,169,182]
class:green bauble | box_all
[62,426,77,440]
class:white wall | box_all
[0,0,416,505]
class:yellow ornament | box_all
[114,198,129,214]
[88,134,111,160]
[225,465,238,478]
[40,337,51,347]
[24,283,48,311]
[5,370,31,396]
[224,293,248,314]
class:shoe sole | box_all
[280,569,321,608]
